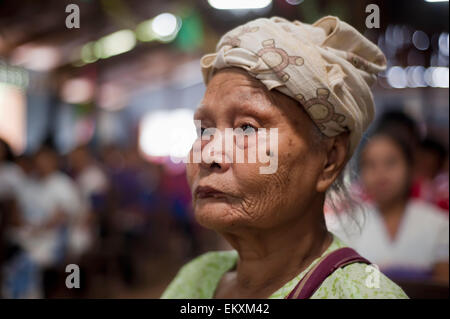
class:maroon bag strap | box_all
[286,247,371,299]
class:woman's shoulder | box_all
[161,250,238,299]
[313,262,409,299]
[408,199,448,223]
[309,236,408,299]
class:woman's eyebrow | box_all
[231,97,274,121]
[194,93,273,122]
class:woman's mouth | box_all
[195,186,228,199]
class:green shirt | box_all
[161,235,408,299]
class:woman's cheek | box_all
[233,133,256,164]
[186,160,197,188]
[236,131,277,168]
[396,165,410,194]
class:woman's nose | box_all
[199,132,231,172]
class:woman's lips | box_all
[195,186,228,199]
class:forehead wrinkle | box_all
[210,68,269,96]
[230,94,275,122]
[199,79,273,113]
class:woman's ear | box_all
[316,132,350,193]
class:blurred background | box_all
[0,0,448,298]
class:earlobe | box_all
[316,133,350,193]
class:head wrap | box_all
[200,16,387,154]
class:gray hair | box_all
[309,123,366,236]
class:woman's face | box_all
[360,136,410,205]
[186,68,328,232]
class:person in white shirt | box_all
[67,146,109,257]
[13,146,86,268]
[328,130,449,284]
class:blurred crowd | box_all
[0,137,216,298]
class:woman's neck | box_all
[378,197,408,218]
[377,197,408,241]
[217,201,332,298]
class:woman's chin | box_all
[194,201,244,231]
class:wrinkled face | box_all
[360,136,410,205]
[186,68,328,232]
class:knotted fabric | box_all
[200,16,387,154]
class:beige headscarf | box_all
[200,16,387,154]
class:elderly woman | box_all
[162,16,408,299]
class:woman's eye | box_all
[240,124,256,134]
[198,127,214,137]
